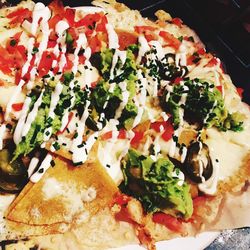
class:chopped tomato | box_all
[117,30,138,50]
[161,123,174,142]
[118,129,127,139]
[78,55,86,65]
[135,26,157,42]
[47,40,57,48]
[112,193,131,206]
[101,131,113,140]
[115,207,135,224]
[48,0,64,15]
[90,80,98,88]
[236,87,244,98]
[88,34,102,53]
[130,131,144,147]
[207,57,218,67]
[159,31,181,50]
[7,8,32,24]
[135,25,157,33]
[172,17,183,27]
[12,102,24,112]
[216,85,223,94]
[152,212,184,233]
[197,48,206,55]
[101,129,127,140]
[75,13,102,30]
[38,51,57,77]
[95,14,108,33]
[151,120,174,142]
[63,54,74,71]
[15,71,21,85]
[48,14,62,29]
[64,8,76,26]
[151,121,167,133]
[173,77,183,84]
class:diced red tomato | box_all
[197,48,206,55]
[118,129,127,139]
[78,55,86,65]
[207,57,218,67]
[63,54,74,71]
[38,51,57,77]
[12,102,24,112]
[134,25,157,33]
[216,85,223,94]
[161,123,174,142]
[173,77,183,84]
[236,87,244,98]
[152,212,184,233]
[117,30,138,50]
[135,26,157,42]
[48,0,64,15]
[48,14,62,29]
[112,193,131,206]
[151,120,174,142]
[159,31,181,50]
[101,129,127,140]
[7,8,32,24]
[171,18,183,27]
[64,8,76,26]
[47,40,57,48]
[95,14,108,33]
[75,13,102,29]
[130,131,144,147]
[101,131,113,140]
[88,34,102,53]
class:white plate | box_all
[110,232,220,250]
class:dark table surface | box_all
[4,1,250,249]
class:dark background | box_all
[8,0,250,104]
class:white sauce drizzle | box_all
[115,82,129,119]
[72,33,87,74]
[172,169,185,186]
[180,146,187,163]
[28,157,39,177]
[21,38,35,77]
[110,49,127,79]
[0,124,6,150]
[43,83,63,141]
[13,96,32,144]
[5,80,25,121]
[137,35,150,63]
[30,153,53,183]
[106,23,119,49]
[22,90,44,138]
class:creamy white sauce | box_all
[31,3,51,36]
[0,124,6,150]
[72,33,87,74]
[115,82,129,119]
[149,40,165,60]
[72,131,99,164]
[4,80,25,121]
[110,49,127,79]
[172,169,185,186]
[175,43,187,66]
[21,38,35,77]
[43,83,63,141]
[28,157,39,177]
[13,96,32,144]
[30,153,53,183]
[74,6,105,13]
[106,23,119,49]
[22,90,44,138]
[42,177,63,200]
[137,35,150,63]
[180,146,187,163]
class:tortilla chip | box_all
[6,155,118,230]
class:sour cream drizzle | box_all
[13,96,32,144]
[0,124,6,150]
[106,23,119,49]
[30,153,53,183]
[43,83,64,141]
[22,90,44,138]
